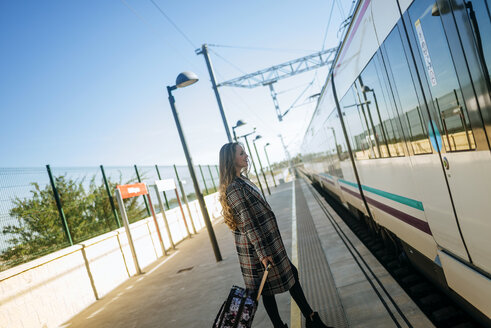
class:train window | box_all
[324,109,347,177]
[469,0,491,80]
[383,25,433,154]
[308,118,329,172]
[358,52,406,157]
[408,0,476,151]
[339,85,373,160]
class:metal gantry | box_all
[198,43,337,169]
[215,47,337,156]
[217,47,337,89]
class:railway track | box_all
[310,181,486,328]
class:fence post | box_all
[174,164,196,234]
[155,165,170,210]
[46,165,73,246]
[153,185,175,250]
[207,165,217,192]
[100,165,121,228]
[198,165,209,195]
[134,165,151,217]
[115,188,142,275]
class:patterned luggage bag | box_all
[213,264,271,328]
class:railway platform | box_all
[60,179,433,328]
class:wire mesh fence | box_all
[0,164,220,272]
[0,167,71,270]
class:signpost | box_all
[174,165,197,234]
[115,182,166,275]
[153,184,175,250]
[155,179,192,239]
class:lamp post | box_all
[278,134,294,179]
[232,119,246,142]
[264,143,277,187]
[356,77,381,157]
[238,129,266,199]
[343,101,376,157]
[196,44,232,142]
[325,126,341,161]
[253,135,271,195]
[166,71,222,262]
[362,85,391,156]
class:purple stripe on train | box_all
[340,185,432,236]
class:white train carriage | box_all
[301,0,491,323]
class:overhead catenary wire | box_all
[208,44,317,53]
[208,48,248,75]
[148,0,197,50]
[119,0,202,73]
[321,0,337,51]
[207,48,278,133]
[141,1,279,136]
[336,0,357,39]
[201,2,344,148]
[225,88,280,134]
[212,69,280,135]
[286,100,318,149]
[208,45,327,142]
[282,79,316,118]
[208,46,301,134]
[119,0,336,163]
[335,0,346,18]
[277,82,315,95]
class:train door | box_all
[404,0,491,274]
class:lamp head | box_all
[234,120,246,128]
[254,135,262,142]
[265,142,270,147]
[431,3,440,16]
[176,71,199,88]
[362,85,372,93]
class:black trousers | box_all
[262,263,313,328]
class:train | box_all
[299,0,491,324]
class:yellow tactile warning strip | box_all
[295,179,348,328]
[290,179,302,328]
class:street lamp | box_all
[238,129,266,199]
[325,126,341,161]
[166,71,222,262]
[263,143,277,187]
[232,120,246,142]
[343,100,377,157]
[253,135,271,195]
[278,134,294,179]
[361,84,391,157]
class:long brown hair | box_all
[218,142,247,230]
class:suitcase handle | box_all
[256,263,272,302]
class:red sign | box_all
[117,183,148,199]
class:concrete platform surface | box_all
[60,179,432,328]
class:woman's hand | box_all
[261,256,274,269]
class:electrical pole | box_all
[279,134,294,179]
[196,44,232,142]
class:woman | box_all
[219,142,332,328]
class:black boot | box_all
[305,312,333,328]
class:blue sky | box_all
[0,0,351,167]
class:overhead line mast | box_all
[197,44,337,173]
[217,48,337,88]
[216,47,336,121]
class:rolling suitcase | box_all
[213,264,271,328]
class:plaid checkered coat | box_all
[226,176,295,296]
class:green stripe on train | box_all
[338,179,424,211]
